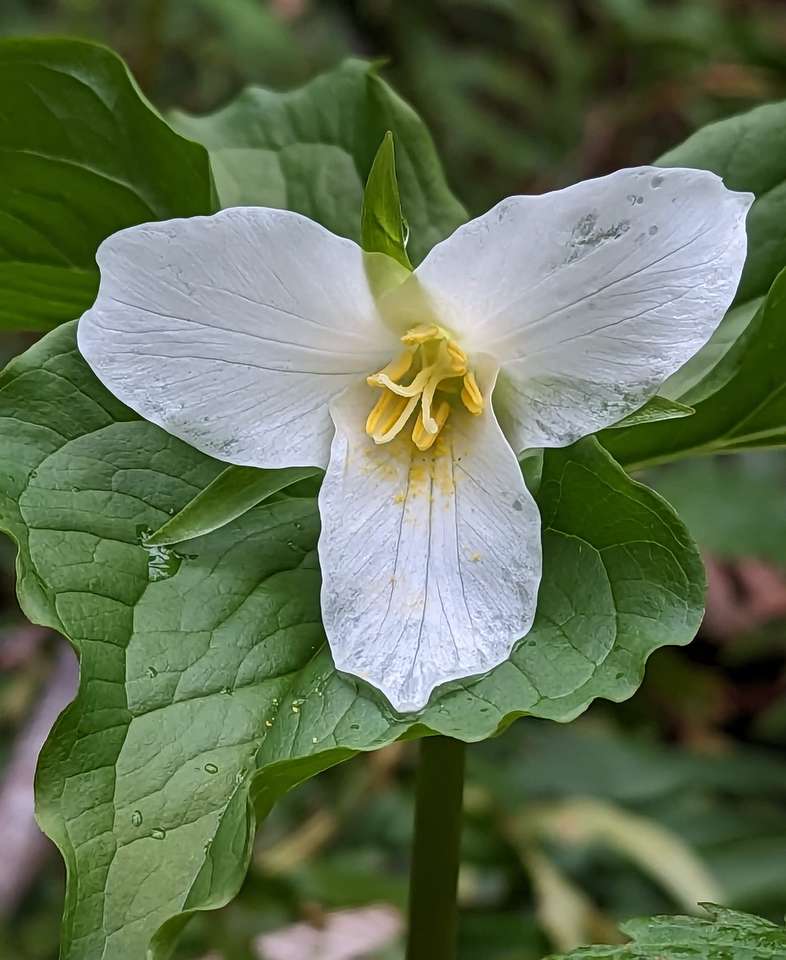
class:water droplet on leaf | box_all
[146,546,182,581]
[138,527,183,581]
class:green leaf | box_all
[0,325,702,957]
[607,396,694,430]
[545,905,786,958]
[0,37,215,332]
[605,267,786,469]
[146,465,322,546]
[170,59,466,264]
[655,100,786,396]
[361,132,412,269]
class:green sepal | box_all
[606,396,694,430]
[146,465,323,546]
[361,131,413,269]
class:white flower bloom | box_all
[77,167,751,712]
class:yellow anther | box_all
[446,340,468,373]
[460,370,483,416]
[366,389,409,436]
[372,394,421,444]
[412,400,451,451]
[401,323,441,345]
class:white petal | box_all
[410,167,752,452]
[78,208,401,469]
[318,364,541,713]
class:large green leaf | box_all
[0,37,215,332]
[605,267,786,469]
[0,323,704,957]
[545,906,786,959]
[169,59,466,264]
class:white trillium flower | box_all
[78,166,752,713]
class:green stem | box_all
[406,735,466,960]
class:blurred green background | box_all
[3,2,786,958]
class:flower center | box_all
[365,323,483,451]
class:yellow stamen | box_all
[413,400,451,451]
[365,324,483,449]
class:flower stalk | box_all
[406,735,466,960]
